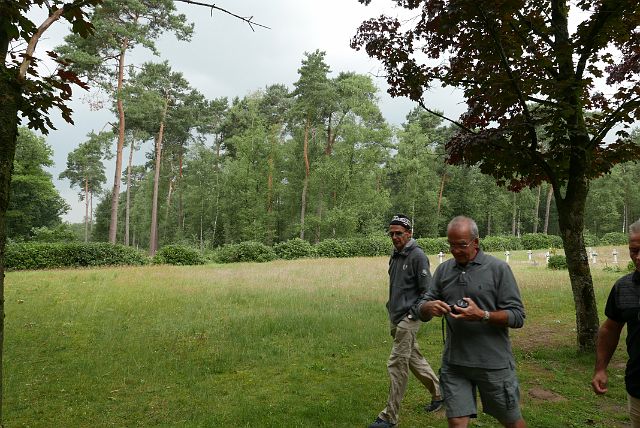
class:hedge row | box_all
[6,242,148,271]
[6,232,630,270]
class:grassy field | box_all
[4,249,633,427]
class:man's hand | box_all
[591,370,609,395]
[449,297,484,321]
[419,300,451,317]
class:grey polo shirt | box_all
[419,250,525,369]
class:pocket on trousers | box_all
[503,379,519,410]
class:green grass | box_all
[3,252,633,427]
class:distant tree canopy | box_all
[8,128,69,240]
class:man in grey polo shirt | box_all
[418,216,527,428]
[368,214,442,428]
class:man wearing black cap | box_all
[369,214,443,428]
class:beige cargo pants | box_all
[378,315,441,425]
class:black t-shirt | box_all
[604,271,640,398]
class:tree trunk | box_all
[178,149,184,232]
[84,176,89,243]
[89,190,93,234]
[299,117,310,240]
[149,97,169,256]
[212,139,221,245]
[0,70,21,424]
[164,178,174,242]
[555,184,599,352]
[533,185,541,233]
[108,41,129,244]
[125,135,134,246]
[544,185,553,234]
[512,192,517,235]
[266,124,277,246]
[437,171,446,234]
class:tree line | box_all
[12,77,640,249]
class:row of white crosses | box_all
[436,248,620,265]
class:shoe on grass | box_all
[424,398,444,412]
[368,416,396,428]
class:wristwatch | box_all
[482,310,490,323]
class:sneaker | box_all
[368,417,396,428]
[424,399,444,412]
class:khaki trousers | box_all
[378,316,441,424]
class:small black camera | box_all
[449,299,469,314]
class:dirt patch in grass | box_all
[528,387,567,402]
[512,323,570,353]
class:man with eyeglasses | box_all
[592,219,640,428]
[417,216,527,428]
[368,214,443,428]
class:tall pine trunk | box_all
[108,41,129,244]
[299,117,310,240]
[84,176,89,243]
[149,97,169,256]
[533,186,541,233]
[125,135,135,246]
[544,185,553,234]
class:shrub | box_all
[29,224,80,243]
[6,242,148,271]
[415,237,449,255]
[342,235,392,257]
[273,238,315,260]
[358,235,392,257]
[599,232,628,246]
[481,235,523,252]
[547,255,568,270]
[521,233,562,250]
[314,239,350,258]
[153,245,205,266]
[583,232,599,247]
[628,260,636,272]
[215,241,277,263]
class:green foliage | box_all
[313,239,350,258]
[344,235,392,257]
[8,128,70,239]
[215,241,277,263]
[583,232,599,247]
[548,255,568,270]
[599,232,628,246]
[273,238,316,260]
[481,235,523,251]
[29,224,81,243]
[415,237,449,255]
[628,261,636,272]
[153,245,205,266]
[5,243,148,271]
[521,233,563,250]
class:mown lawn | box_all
[4,252,632,427]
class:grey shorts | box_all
[440,363,522,423]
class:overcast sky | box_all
[33,0,467,223]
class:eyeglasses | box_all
[388,231,406,238]
[448,241,473,250]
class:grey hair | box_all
[447,216,479,240]
[630,219,640,235]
